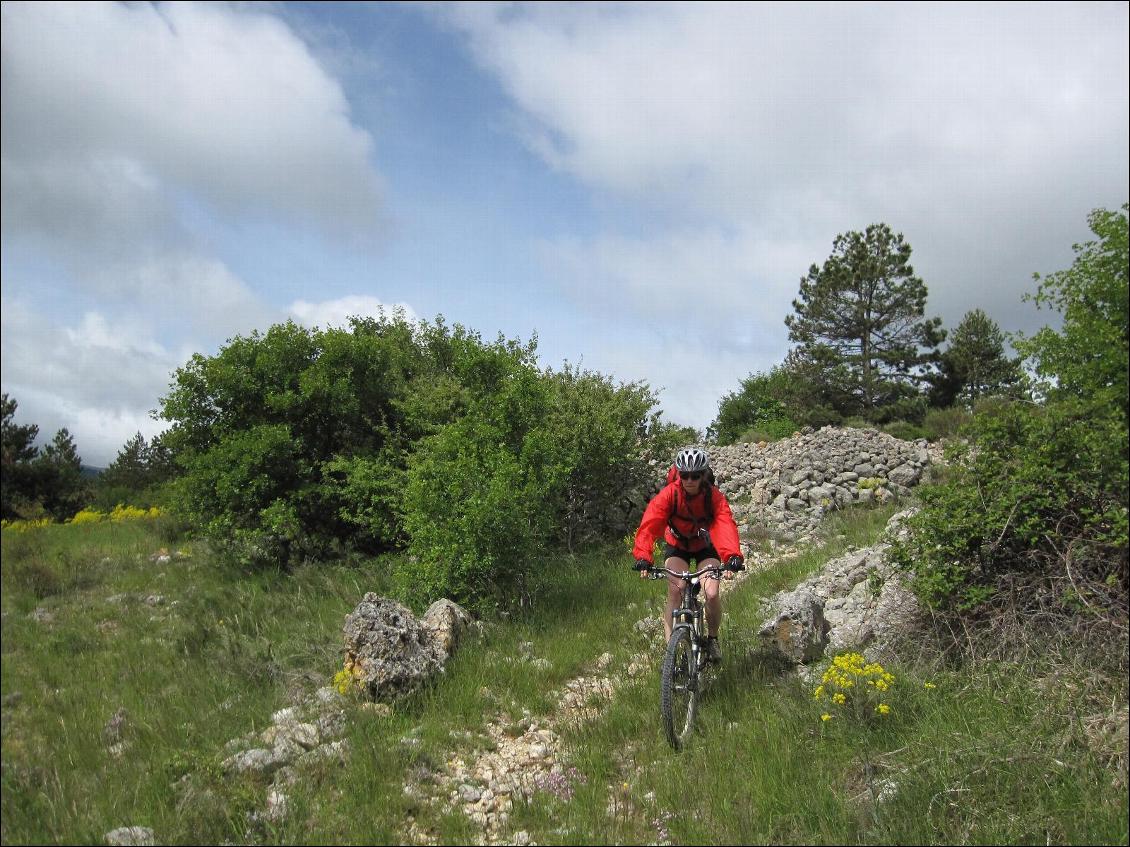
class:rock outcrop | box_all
[758,509,923,665]
[212,595,474,830]
[342,595,474,703]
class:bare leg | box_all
[663,556,686,643]
[702,558,722,637]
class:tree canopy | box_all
[155,312,661,609]
[1,395,89,521]
[930,309,1023,408]
[1017,203,1129,423]
[785,223,945,422]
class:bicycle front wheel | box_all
[660,626,698,750]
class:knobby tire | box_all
[660,626,697,750]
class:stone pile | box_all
[219,686,351,785]
[630,426,932,545]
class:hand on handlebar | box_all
[634,559,652,579]
[722,555,745,579]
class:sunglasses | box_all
[679,471,703,481]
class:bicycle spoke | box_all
[660,628,698,750]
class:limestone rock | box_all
[420,598,474,659]
[758,510,925,665]
[342,594,472,703]
[758,588,830,663]
[104,827,155,846]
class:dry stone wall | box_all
[627,426,933,546]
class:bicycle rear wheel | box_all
[660,626,698,750]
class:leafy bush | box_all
[891,203,1129,622]
[880,420,926,442]
[708,366,798,444]
[398,356,658,611]
[399,368,560,609]
[889,400,1128,612]
[542,365,658,551]
[737,425,795,444]
[922,406,972,441]
[157,313,659,604]
[160,315,471,566]
[319,451,407,551]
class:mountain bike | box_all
[644,559,742,750]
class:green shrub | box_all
[970,394,1017,420]
[922,406,972,441]
[158,315,659,578]
[880,420,926,441]
[398,358,656,610]
[737,425,795,444]
[891,204,1129,619]
[321,450,407,551]
[399,363,562,610]
[543,365,658,550]
[708,366,798,445]
[889,399,1128,612]
[868,393,928,426]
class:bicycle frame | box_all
[649,565,722,660]
[648,564,723,750]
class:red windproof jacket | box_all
[632,480,743,564]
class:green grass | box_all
[2,506,1126,845]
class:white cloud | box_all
[443,2,1128,336]
[541,225,814,346]
[128,254,280,340]
[289,295,419,330]
[446,3,1125,206]
[1,2,389,458]
[1,1,383,242]
[0,299,182,465]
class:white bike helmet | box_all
[674,447,709,473]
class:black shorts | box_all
[664,542,721,566]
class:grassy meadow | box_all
[2,506,1126,845]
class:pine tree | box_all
[2,394,41,519]
[100,432,150,491]
[933,309,1023,408]
[785,224,945,420]
[36,428,88,519]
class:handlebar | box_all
[643,564,736,581]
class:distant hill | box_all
[81,465,104,479]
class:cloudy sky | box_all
[2,1,1127,466]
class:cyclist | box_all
[632,447,744,662]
